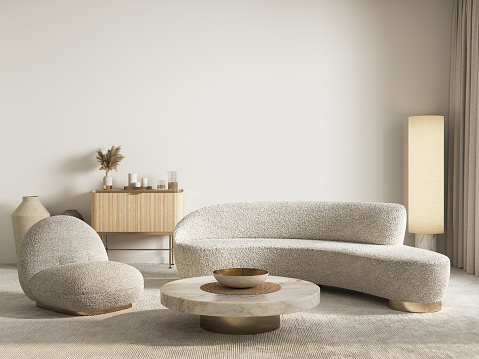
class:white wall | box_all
[0,0,453,263]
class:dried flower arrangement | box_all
[96,145,125,176]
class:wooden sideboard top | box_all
[92,189,184,193]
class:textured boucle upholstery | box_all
[18,216,144,313]
[175,201,407,245]
[30,261,144,312]
[174,201,451,303]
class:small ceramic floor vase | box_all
[12,196,50,253]
[61,209,84,221]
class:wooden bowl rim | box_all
[213,268,269,277]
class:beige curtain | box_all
[447,0,479,275]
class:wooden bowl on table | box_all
[213,268,269,288]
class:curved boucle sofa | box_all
[174,201,450,312]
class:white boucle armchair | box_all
[174,201,450,313]
[18,216,144,315]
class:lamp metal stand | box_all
[414,233,436,251]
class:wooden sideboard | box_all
[91,189,184,268]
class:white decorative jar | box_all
[103,175,113,190]
[128,173,137,187]
[11,196,50,253]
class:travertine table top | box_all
[160,276,320,317]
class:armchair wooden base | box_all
[36,302,132,316]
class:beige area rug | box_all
[0,264,478,359]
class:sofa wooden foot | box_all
[388,299,441,313]
[36,302,132,316]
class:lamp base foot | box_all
[415,233,436,251]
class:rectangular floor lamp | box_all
[407,115,444,251]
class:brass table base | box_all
[388,299,442,313]
[200,315,280,335]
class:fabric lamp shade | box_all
[407,116,444,234]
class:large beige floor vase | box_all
[11,196,50,253]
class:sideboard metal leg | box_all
[168,234,173,269]
[105,234,109,256]
[171,234,175,266]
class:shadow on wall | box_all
[59,151,98,174]
[46,150,99,223]
[0,204,17,260]
[382,117,403,204]
[44,150,98,223]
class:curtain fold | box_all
[447,0,479,275]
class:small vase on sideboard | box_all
[103,175,113,190]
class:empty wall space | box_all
[0,0,453,263]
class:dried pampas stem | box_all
[96,145,125,176]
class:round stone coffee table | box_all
[160,276,320,335]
